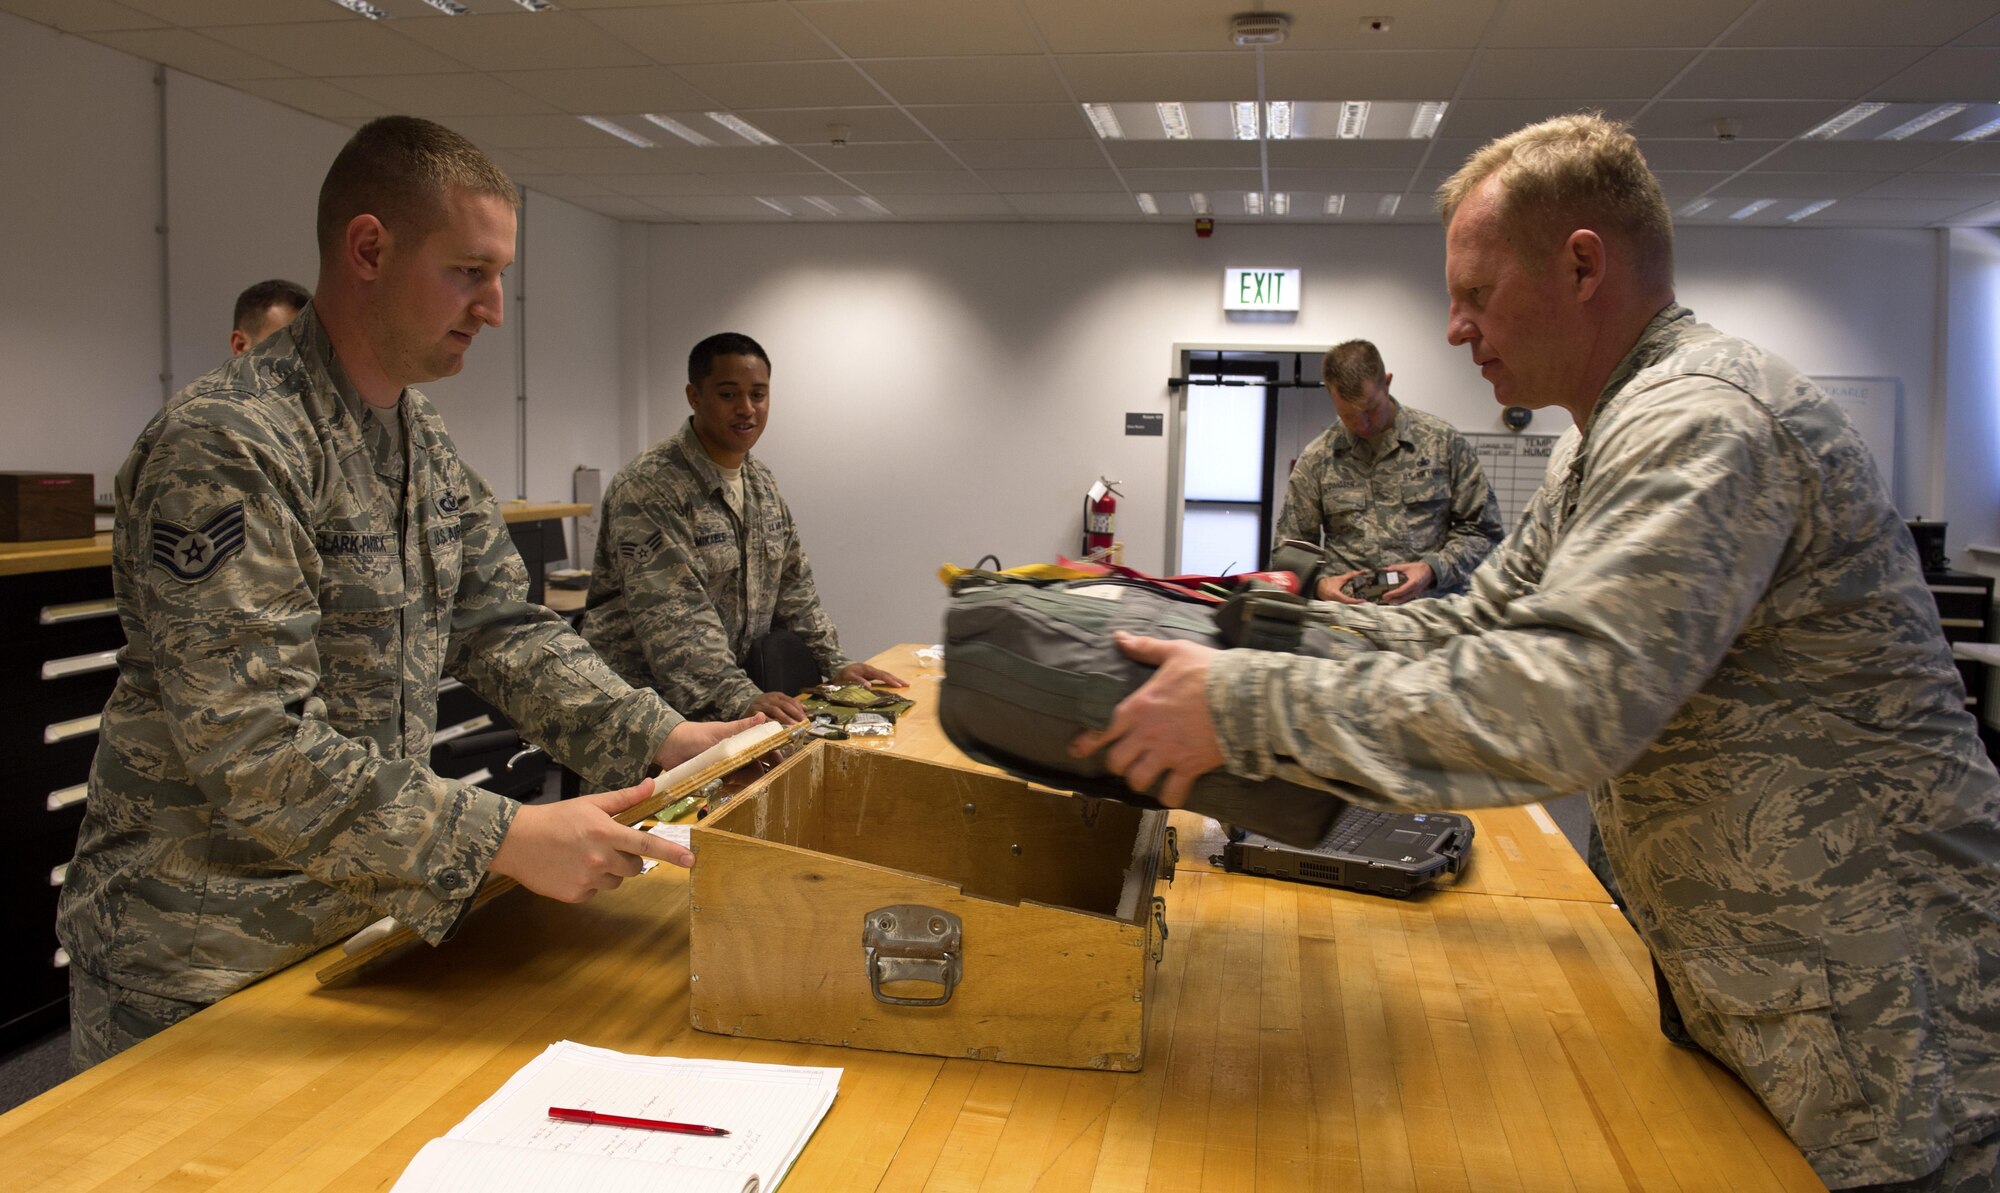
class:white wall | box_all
[1942,227,2000,566]
[643,221,1951,661]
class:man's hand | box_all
[656,713,768,769]
[490,777,689,898]
[1315,569,1369,604]
[746,690,808,724]
[834,661,908,689]
[1068,632,1225,808]
[1379,560,1435,604]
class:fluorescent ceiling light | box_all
[643,114,716,147]
[1954,116,2000,142]
[1190,192,1210,215]
[1729,199,1776,220]
[579,116,654,148]
[1678,197,1715,217]
[1409,101,1447,139]
[325,0,386,17]
[856,197,892,216]
[1377,194,1400,217]
[1232,102,1260,141]
[755,197,792,216]
[1244,191,1264,215]
[419,0,467,13]
[1878,103,1967,140]
[1156,102,1191,140]
[1083,103,1124,140]
[1324,194,1345,215]
[1785,199,1836,222]
[1136,192,1160,214]
[1266,101,1294,140]
[1271,192,1291,215]
[1338,101,1371,139]
[1803,102,1886,140]
[514,0,556,10]
[707,112,778,146]
[799,196,841,216]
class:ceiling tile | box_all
[1263,140,1432,169]
[439,113,653,149]
[1055,53,1255,102]
[525,145,702,174]
[1710,172,1897,199]
[1939,202,2000,225]
[1440,99,1646,141]
[1023,0,1497,54]
[583,2,833,65]
[949,139,1106,169]
[1119,167,1264,191]
[876,193,1017,216]
[590,174,739,196]
[1650,172,1736,199]
[797,142,959,171]
[863,56,1068,105]
[570,194,683,221]
[514,173,619,200]
[493,66,710,114]
[674,60,881,109]
[845,171,990,194]
[1725,0,2000,48]
[1263,51,1473,101]
[1629,140,1775,172]
[231,76,390,120]
[1268,168,1422,192]
[1957,14,2000,44]
[647,144,811,173]
[907,104,1091,140]
[1485,0,1750,48]
[1916,143,2000,173]
[702,172,859,195]
[1462,48,1695,100]
[1870,48,2000,100]
[1630,100,1847,141]
[981,168,1126,193]
[334,72,553,117]
[0,0,165,31]
[1105,141,1262,169]
[794,0,1041,57]
[1756,140,1961,173]
[738,107,924,144]
[119,0,344,25]
[206,20,466,75]
[1854,173,2000,201]
[654,195,795,219]
[1007,192,1146,216]
[92,27,293,79]
[1665,48,1929,102]
[1803,197,1991,223]
[393,12,650,72]
[480,148,548,177]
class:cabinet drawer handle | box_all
[432,714,493,745]
[44,714,102,744]
[40,598,117,626]
[1939,617,1983,628]
[42,648,120,681]
[48,783,87,812]
[54,948,70,970]
[1929,585,1989,595]
[50,862,68,887]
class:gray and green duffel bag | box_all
[939,576,1366,846]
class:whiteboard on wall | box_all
[1812,376,1900,499]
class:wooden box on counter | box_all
[688,742,1176,1071]
[0,473,93,542]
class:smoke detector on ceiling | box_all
[1230,13,1290,46]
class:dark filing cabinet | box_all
[1925,569,1995,721]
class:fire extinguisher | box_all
[1082,477,1121,560]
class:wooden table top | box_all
[1,645,1822,1191]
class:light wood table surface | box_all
[1,645,1822,1191]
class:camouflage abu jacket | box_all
[59,304,679,1006]
[1211,305,2000,1186]
[581,419,849,719]
[1272,401,1503,595]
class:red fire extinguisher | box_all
[1082,477,1121,560]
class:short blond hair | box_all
[317,116,517,259]
[1436,113,1673,287]
[1321,339,1385,398]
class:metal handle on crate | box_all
[1163,825,1178,886]
[863,904,962,1006]
[1151,896,1170,965]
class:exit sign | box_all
[1223,267,1301,312]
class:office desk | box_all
[0,646,1822,1191]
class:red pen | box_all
[548,1106,730,1136]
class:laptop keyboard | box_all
[1320,808,1391,854]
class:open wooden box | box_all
[688,742,1175,1071]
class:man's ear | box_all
[1565,229,1606,303]
[229,329,250,356]
[685,383,700,409]
[345,214,389,282]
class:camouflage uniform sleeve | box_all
[768,493,850,678]
[1209,379,1800,810]
[1272,445,1323,549]
[1418,431,1505,590]
[130,407,511,946]
[443,468,680,790]
[606,477,765,719]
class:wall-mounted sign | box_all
[1125,412,1164,436]
[1223,267,1301,312]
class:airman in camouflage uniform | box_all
[1079,115,2000,1189]
[583,334,901,724]
[59,116,732,1071]
[1273,343,1503,600]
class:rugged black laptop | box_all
[1217,803,1473,898]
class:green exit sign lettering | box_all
[1223,267,1301,312]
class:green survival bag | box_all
[939,576,1366,846]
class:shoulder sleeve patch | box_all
[151,502,248,582]
[619,530,665,564]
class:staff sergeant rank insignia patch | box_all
[152,503,247,582]
[619,531,664,565]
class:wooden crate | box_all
[688,742,1175,1071]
